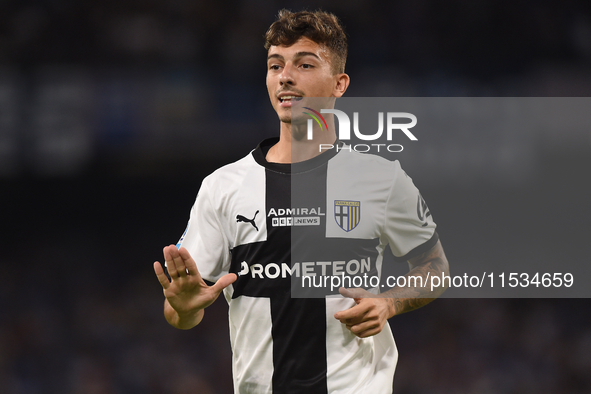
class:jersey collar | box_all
[252,137,342,174]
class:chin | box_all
[279,115,292,124]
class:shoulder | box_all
[201,149,259,190]
[330,148,405,181]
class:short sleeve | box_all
[177,179,231,283]
[383,161,438,261]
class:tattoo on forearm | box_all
[379,241,449,317]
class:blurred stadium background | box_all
[1,0,591,393]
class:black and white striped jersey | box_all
[178,138,437,394]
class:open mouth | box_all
[279,96,303,103]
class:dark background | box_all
[1,0,591,393]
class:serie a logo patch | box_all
[334,200,360,232]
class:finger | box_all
[177,247,200,278]
[163,245,179,278]
[347,318,379,335]
[153,261,170,290]
[353,317,384,338]
[210,273,238,295]
[169,246,187,278]
[339,287,373,299]
[352,326,381,338]
[334,302,369,323]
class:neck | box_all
[266,120,337,163]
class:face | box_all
[266,37,348,124]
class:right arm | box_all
[153,245,236,330]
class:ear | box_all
[333,73,350,98]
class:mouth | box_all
[278,95,303,104]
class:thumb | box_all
[210,273,238,294]
[339,286,371,300]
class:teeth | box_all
[280,95,300,102]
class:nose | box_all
[279,63,295,86]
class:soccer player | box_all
[154,9,449,394]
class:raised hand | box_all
[153,245,237,329]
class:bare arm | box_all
[334,239,449,337]
[382,239,450,317]
[154,245,236,330]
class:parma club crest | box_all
[334,200,360,232]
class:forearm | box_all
[378,279,443,319]
[380,241,449,318]
[164,299,205,330]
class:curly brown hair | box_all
[264,9,348,74]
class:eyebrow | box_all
[267,51,322,62]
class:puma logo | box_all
[236,210,259,231]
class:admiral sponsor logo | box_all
[268,207,325,227]
[237,257,373,279]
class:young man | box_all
[154,9,449,394]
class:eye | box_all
[269,64,281,70]
[301,64,314,69]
